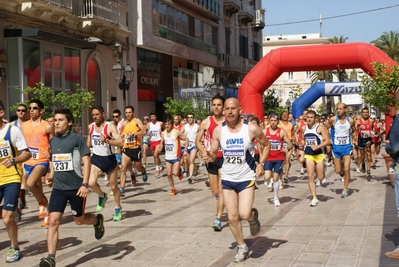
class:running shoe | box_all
[5,247,21,263]
[389,167,396,175]
[356,168,360,173]
[327,159,333,167]
[341,189,348,198]
[18,189,26,210]
[94,214,105,240]
[113,207,122,221]
[212,218,222,231]
[267,180,273,189]
[109,190,114,196]
[169,187,177,196]
[119,187,125,197]
[300,167,305,175]
[26,188,32,196]
[188,177,193,184]
[39,203,47,219]
[142,165,148,182]
[233,244,250,262]
[96,193,108,212]
[310,198,319,207]
[248,208,261,236]
[274,197,281,207]
[39,254,55,267]
[103,175,108,181]
[155,169,160,177]
[321,178,327,185]
[339,170,344,177]
[283,176,289,184]
[41,215,49,227]
[361,163,366,173]
[159,166,164,177]
[315,179,321,187]
[385,246,399,259]
[205,179,210,187]
[183,172,188,178]
[178,171,183,180]
[279,181,284,190]
[131,172,136,185]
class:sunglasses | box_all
[16,109,26,112]
[29,106,40,110]
[113,115,119,118]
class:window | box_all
[225,27,231,55]
[239,35,249,58]
[287,72,294,80]
[306,71,311,80]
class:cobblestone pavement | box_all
[1,152,397,267]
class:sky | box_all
[261,0,399,43]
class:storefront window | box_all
[23,39,40,88]
[88,58,101,104]
[64,47,80,91]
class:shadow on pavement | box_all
[22,237,82,256]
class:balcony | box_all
[43,0,72,9]
[72,0,119,24]
[223,0,240,18]
[252,10,265,32]
[172,0,220,22]
[225,55,244,72]
[243,58,257,71]
[237,1,255,26]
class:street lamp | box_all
[112,61,134,108]
[210,84,225,96]
[286,99,292,113]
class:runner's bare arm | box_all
[135,118,146,136]
[195,118,209,155]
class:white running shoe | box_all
[315,179,321,187]
[356,168,360,173]
[321,178,327,185]
[267,180,273,189]
[274,197,281,207]
[300,168,305,175]
[310,198,319,207]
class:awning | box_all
[4,28,96,49]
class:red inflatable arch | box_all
[239,42,397,133]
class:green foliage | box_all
[10,82,95,119]
[371,31,399,63]
[163,97,209,119]
[289,85,303,99]
[263,89,284,115]
[361,62,399,113]
[316,104,326,116]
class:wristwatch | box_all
[259,162,265,167]
[82,183,90,188]
[11,158,16,165]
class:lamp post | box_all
[112,61,134,108]
[286,99,292,113]
[210,84,225,97]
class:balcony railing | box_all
[156,26,217,55]
[239,1,255,18]
[255,10,265,25]
[225,55,244,70]
[72,0,119,24]
[43,0,72,9]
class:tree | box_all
[263,89,285,115]
[289,84,303,99]
[163,97,209,119]
[361,62,399,114]
[371,31,399,63]
[11,82,95,119]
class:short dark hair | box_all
[125,105,134,112]
[165,118,174,124]
[17,103,27,110]
[54,108,74,124]
[212,95,225,105]
[149,111,157,116]
[30,99,44,109]
[0,100,4,111]
[91,105,104,113]
[307,110,317,117]
[113,109,121,115]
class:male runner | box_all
[203,98,270,263]
[195,95,225,231]
[182,112,199,184]
[326,103,356,198]
[279,111,295,182]
[146,111,164,177]
[22,99,54,226]
[39,108,104,267]
[356,107,373,178]
[87,105,123,221]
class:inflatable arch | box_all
[238,42,397,133]
[291,82,363,118]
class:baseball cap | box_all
[241,113,248,117]
[143,116,149,120]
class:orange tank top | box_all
[22,120,50,165]
[278,121,294,140]
[123,118,141,148]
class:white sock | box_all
[274,180,280,198]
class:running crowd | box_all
[0,96,395,265]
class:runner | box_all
[119,105,148,196]
[295,110,308,175]
[141,116,151,168]
[202,98,270,263]
[263,113,292,206]
[0,100,31,263]
[371,116,385,169]
[325,103,356,198]
[39,108,105,267]
[299,110,331,207]
[159,118,188,195]
[146,111,164,177]
[182,112,199,184]
[86,105,123,221]
[356,107,373,178]
[22,99,55,227]
[279,111,296,182]
[195,95,225,231]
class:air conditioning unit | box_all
[187,61,199,71]
[218,53,225,62]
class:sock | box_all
[273,180,280,199]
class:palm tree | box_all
[371,30,399,63]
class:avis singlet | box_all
[149,121,162,142]
[184,123,199,149]
[331,115,351,147]
[22,120,50,165]
[265,127,285,161]
[163,129,182,161]
[204,116,223,158]
[220,121,256,182]
[122,118,141,149]
[89,122,112,156]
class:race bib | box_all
[92,134,106,146]
[337,136,347,145]
[188,141,194,148]
[52,153,73,172]
[270,140,281,151]
[305,136,317,146]
[125,134,136,144]
[29,146,40,160]
[165,144,174,152]
[361,131,369,138]
[223,149,244,164]
[0,140,11,159]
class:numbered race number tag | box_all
[337,136,347,145]
[92,134,106,146]
[125,135,136,144]
[361,131,369,138]
[0,140,12,159]
[223,149,244,164]
[29,146,40,160]
[165,144,174,152]
[270,140,281,151]
[305,136,317,147]
[52,153,73,172]
[188,141,194,148]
